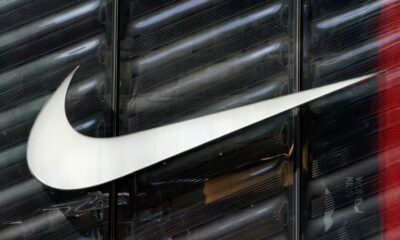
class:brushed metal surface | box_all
[27,67,375,190]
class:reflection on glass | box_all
[118,0,296,238]
[302,0,400,239]
[0,0,112,239]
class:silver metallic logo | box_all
[27,67,375,190]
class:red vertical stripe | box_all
[377,0,400,239]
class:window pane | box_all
[302,0,400,239]
[0,1,114,239]
[117,0,297,239]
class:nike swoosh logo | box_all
[27,67,376,190]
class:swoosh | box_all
[27,67,376,190]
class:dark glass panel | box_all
[117,0,297,239]
[0,0,114,239]
[302,0,400,239]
